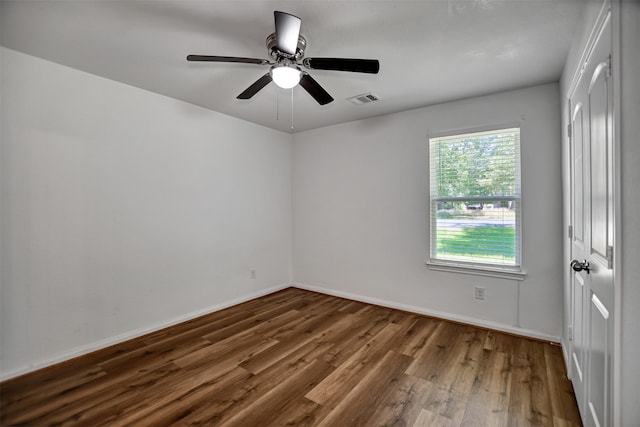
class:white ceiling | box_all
[1,0,585,133]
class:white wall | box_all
[292,83,563,339]
[0,48,293,379]
[560,1,640,425]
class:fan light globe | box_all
[271,66,301,89]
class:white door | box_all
[569,9,615,427]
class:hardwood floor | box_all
[0,288,582,426]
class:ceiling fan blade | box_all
[274,11,301,55]
[299,73,334,105]
[237,73,273,99]
[302,58,380,74]
[187,55,270,65]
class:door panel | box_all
[585,14,614,427]
[572,272,585,383]
[573,104,585,246]
[588,292,610,427]
[570,72,590,416]
[589,61,611,260]
[569,9,614,427]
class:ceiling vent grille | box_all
[347,92,380,105]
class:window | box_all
[428,127,522,274]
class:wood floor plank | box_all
[172,310,302,371]
[6,362,181,425]
[103,366,252,426]
[140,309,253,347]
[338,300,369,314]
[138,288,310,345]
[0,288,582,426]
[266,396,332,427]
[415,325,487,425]
[507,345,554,427]
[315,350,414,427]
[397,316,441,358]
[98,334,213,373]
[526,341,555,425]
[543,344,582,423]
[552,415,583,427]
[435,325,487,394]
[413,408,459,427]
[484,330,497,351]
[171,338,336,425]
[319,305,408,367]
[305,322,403,408]
[405,321,465,381]
[459,349,513,426]
[364,374,436,427]
[0,338,141,400]
[0,365,107,416]
[271,300,350,342]
[221,359,334,427]
[37,338,256,425]
[199,298,308,343]
[172,334,278,371]
[238,311,350,374]
[489,330,520,355]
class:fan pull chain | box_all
[276,86,280,121]
[290,88,295,131]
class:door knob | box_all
[571,259,590,274]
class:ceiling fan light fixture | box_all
[271,65,301,89]
[187,11,379,105]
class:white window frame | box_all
[426,124,526,280]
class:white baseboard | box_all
[0,283,292,382]
[293,282,561,343]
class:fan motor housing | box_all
[266,33,306,61]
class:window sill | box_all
[426,260,527,281]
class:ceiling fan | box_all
[187,11,380,105]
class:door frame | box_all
[564,0,622,425]
[610,0,622,423]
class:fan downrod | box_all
[266,33,307,62]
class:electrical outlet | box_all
[475,286,485,300]
[250,268,256,279]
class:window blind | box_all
[429,127,521,267]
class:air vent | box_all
[347,92,380,105]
